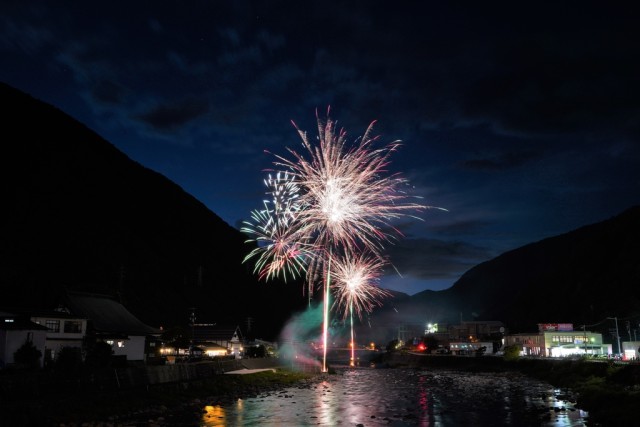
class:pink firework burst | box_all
[330,249,391,320]
[274,108,426,259]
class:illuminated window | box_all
[117,341,125,348]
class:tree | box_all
[475,346,487,357]
[13,339,42,369]
[503,344,521,361]
[424,335,440,352]
[55,346,83,376]
[84,340,113,369]
[245,344,267,358]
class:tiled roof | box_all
[64,292,161,336]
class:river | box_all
[199,367,588,426]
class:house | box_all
[449,341,493,355]
[396,323,425,345]
[29,308,88,365]
[60,291,162,362]
[448,321,506,342]
[0,310,48,368]
[192,323,244,358]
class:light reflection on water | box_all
[202,368,588,426]
[202,405,226,426]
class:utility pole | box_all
[189,308,197,355]
[583,324,587,354]
[608,317,622,356]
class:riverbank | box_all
[5,353,639,426]
[2,366,325,426]
[379,351,640,426]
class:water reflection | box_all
[202,368,587,426]
[202,405,226,426]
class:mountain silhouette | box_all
[369,205,640,337]
[446,205,640,331]
[0,82,306,340]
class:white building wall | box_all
[31,315,87,360]
[622,341,640,360]
[110,335,146,361]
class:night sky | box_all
[2,1,639,295]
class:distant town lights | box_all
[425,323,438,334]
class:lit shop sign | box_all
[538,323,573,332]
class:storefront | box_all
[505,323,608,357]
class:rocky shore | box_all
[3,366,325,427]
[378,351,640,426]
[8,353,639,426]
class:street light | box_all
[608,317,622,356]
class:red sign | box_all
[538,323,573,332]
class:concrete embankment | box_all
[0,357,302,398]
[130,357,310,387]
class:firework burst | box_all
[331,250,391,320]
[264,171,301,220]
[245,108,431,372]
[330,249,391,366]
[273,109,426,257]
[241,172,310,282]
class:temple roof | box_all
[63,291,161,336]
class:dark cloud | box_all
[91,80,126,105]
[135,98,209,132]
[385,237,494,281]
[427,219,492,237]
[462,149,541,171]
[446,6,640,142]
